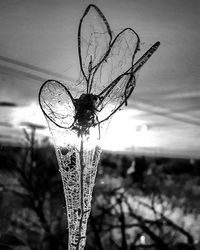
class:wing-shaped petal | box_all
[96,42,160,124]
[97,74,136,124]
[78,4,112,90]
[90,28,140,95]
[38,80,75,128]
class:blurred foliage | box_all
[0,129,200,250]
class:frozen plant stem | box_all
[76,137,87,250]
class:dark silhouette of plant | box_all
[0,124,66,249]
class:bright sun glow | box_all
[103,109,153,151]
[11,102,49,141]
[52,122,105,150]
[12,102,47,127]
[11,103,154,151]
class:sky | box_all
[0,0,199,157]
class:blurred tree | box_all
[0,124,66,249]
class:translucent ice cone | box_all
[46,121,104,250]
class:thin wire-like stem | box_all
[76,137,86,250]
